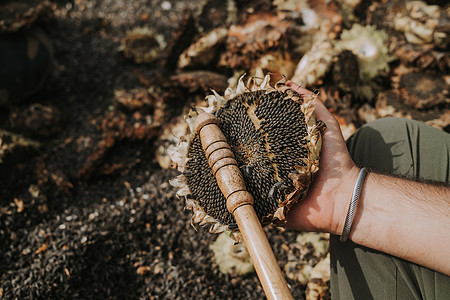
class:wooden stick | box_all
[195,113,293,300]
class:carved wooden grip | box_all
[194,113,254,214]
[194,113,293,300]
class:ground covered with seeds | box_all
[0,1,307,299]
[1,0,448,299]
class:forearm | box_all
[335,170,450,275]
[285,81,450,275]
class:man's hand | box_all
[285,81,358,235]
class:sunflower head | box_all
[169,74,325,240]
[335,24,392,81]
[120,27,165,64]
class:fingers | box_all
[286,80,314,97]
[286,81,340,131]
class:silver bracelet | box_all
[340,167,369,242]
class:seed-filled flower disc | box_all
[169,74,325,240]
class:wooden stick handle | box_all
[195,113,293,300]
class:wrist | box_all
[330,165,360,236]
